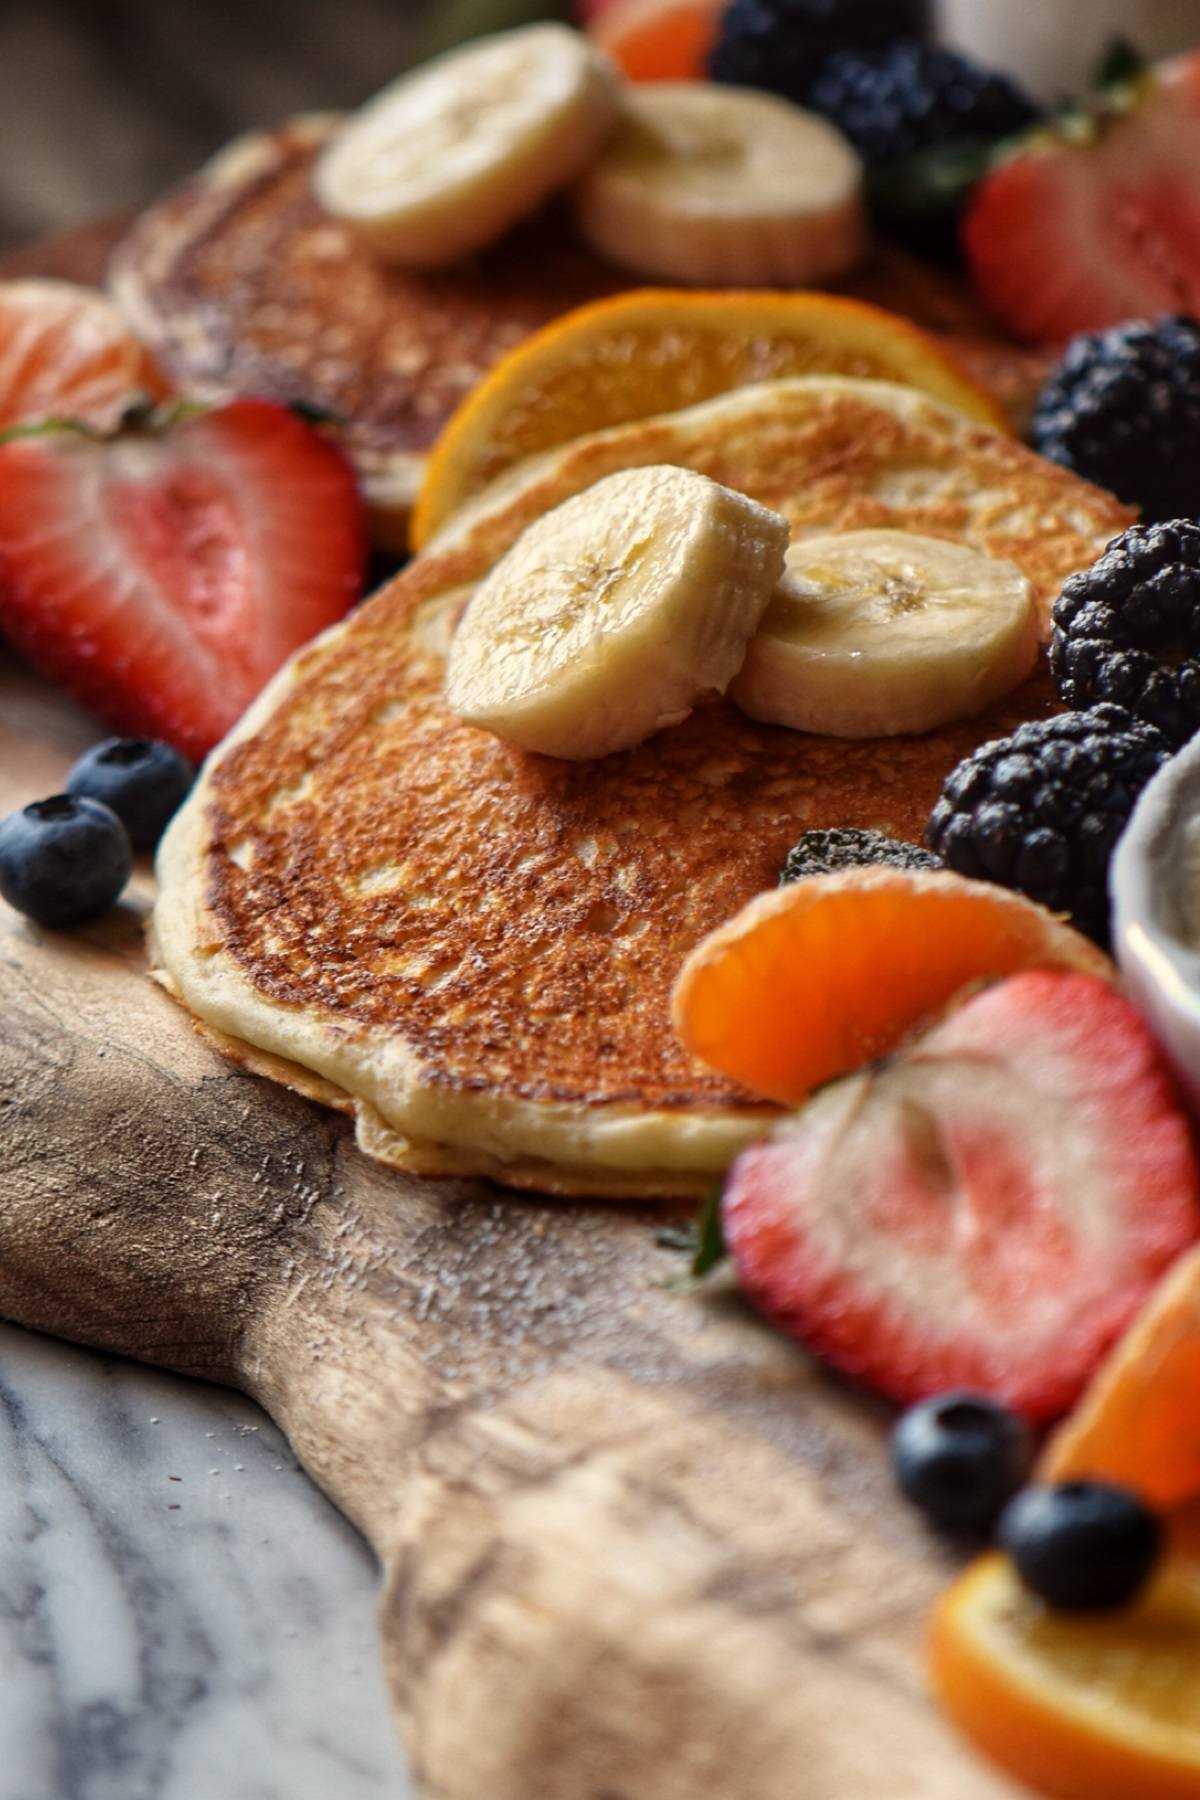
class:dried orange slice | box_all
[589,0,722,81]
[411,288,1013,546]
[1041,1247,1200,1514]
[932,1551,1200,1800]
[0,280,165,433]
[671,868,1111,1105]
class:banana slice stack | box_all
[315,22,867,286]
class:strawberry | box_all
[721,971,1200,1423]
[0,400,365,762]
[965,54,1200,346]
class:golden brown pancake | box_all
[108,117,1048,545]
[152,378,1132,1200]
[109,117,628,544]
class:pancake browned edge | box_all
[109,116,628,549]
[152,377,1133,1201]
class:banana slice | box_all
[314,24,620,267]
[730,530,1038,739]
[445,465,788,760]
[572,82,865,286]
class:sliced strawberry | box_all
[965,55,1200,345]
[0,400,365,761]
[722,971,1200,1423]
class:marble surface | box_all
[0,1321,412,1800]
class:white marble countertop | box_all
[0,1322,412,1800]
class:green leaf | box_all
[0,415,106,446]
[1092,35,1147,95]
[692,1184,727,1280]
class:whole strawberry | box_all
[0,400,366,761]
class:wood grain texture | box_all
[0,230,1023,1799]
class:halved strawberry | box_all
[965,54,1200,345]
[0,400,365,762]
[722,971,1200,1423]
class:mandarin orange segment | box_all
[590,0,722,81]
[931,1552,1200,1800]
[1041,1247,1200,1514]
[671,869,1112,1105]
[0,279,165,433]
[411,289,1013,546]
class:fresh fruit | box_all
[671,866,1110,1106]
[999,1481,1164,1612]
[964,53,1200,346]
[932,1550,1200,1800]
[890,1393,1033,1533]
[411,288,1011,547]
[718,970,1200,1419]
[0,399,365,763]
[927,704,1171,944]
[572,83,865,286]
[445,465,787,760]
[1040,1246,1200,1514]
[588,0,721,82]
[0,796,132,929]
[1050,523,1200,750]
[65,738,195,853]
[709,0,929,105]
[728,529,1037,738]
[807,42,1041,258]
[313,24,620,267]
[1032,317,1200,522]
[779,827,939,884]
[807,41,1040,166]
[0,279,165,434]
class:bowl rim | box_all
[1112,732,1200,1016]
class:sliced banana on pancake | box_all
[730,531,1039,739]
[572,83,865,286]
[314,24,620,267]
[445,464,788,759]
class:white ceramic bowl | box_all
[936,0,1200,102]
[1112,734,1200,1110]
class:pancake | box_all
[109,116,627,546]
[151,377,1133,1200]
[108,117,1049,547]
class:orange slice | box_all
[0,279,165,433]
[1041,1247,1200,1514]
[589,0,722,81]
[411,288,1013,546]
[670,868,1112,1105]
[932,1551,1200,1800]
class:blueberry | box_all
[66,738,194,852]
[998,1481,1162,1611]
[0,795,132,929]
[890,1393,1033,1532]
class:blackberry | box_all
[807,41,1040,167]
[1051,522,1200,749]
[926,705,1169,943]
[1032,317,1200,524]
[780,827,939,885]
[709,0,927,107]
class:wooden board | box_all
[0,228,1024,1800]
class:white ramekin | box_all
[1112,734,1200,1110]
[936,0,1200,101]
